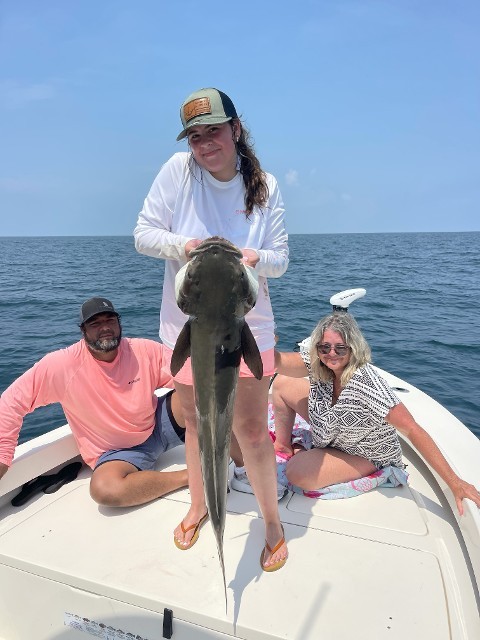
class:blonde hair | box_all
[309,313,371,386]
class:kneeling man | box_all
[0,297,187,507]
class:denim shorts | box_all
[94,391,185,471]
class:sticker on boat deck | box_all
[64,612,150,639]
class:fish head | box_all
[175,237,258,318]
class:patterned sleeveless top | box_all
[301,348,405,469]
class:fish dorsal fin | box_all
[171,321,191,376]
[241,322,263,380]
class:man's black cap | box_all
[79,297,119,325]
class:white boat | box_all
[1,366,479,640]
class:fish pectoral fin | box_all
[171,321,192,376]
[241,322,263,380]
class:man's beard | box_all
[85,328,122,353]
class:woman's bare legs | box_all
[233,377,287,569]
[229,432,244,467]
[286,447,376,489]
[173,376,287,568]
[272,375,309,456]
[273,376,377,488]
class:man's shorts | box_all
[94,391,185,471]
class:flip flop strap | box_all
[180,520,198,534]
[180,513,207,535]
[265,535,285,556]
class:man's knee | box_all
[90,472,129,507]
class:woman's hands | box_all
[241,249,259,268]
[184,241,259,268]
[184,239,203,259]
[449,478,480,516]
[388,403,480,515]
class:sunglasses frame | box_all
[316,343,350,356]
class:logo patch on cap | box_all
[183,97,212,123]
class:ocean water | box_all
[0,233,479,445]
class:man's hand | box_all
[0,463,8,481]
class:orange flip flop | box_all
[260,526,287,572]
[174,513,208,550]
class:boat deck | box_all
[0,370,479,639]
[0,444,478,640]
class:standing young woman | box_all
[134,88,289,571]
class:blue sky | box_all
[1,0,479,235]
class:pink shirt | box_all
[0,338,173,468]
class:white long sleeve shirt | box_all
[134,152,289,351]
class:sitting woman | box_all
[273,312,480,513]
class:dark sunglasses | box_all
[316,343,350,356]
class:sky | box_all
[0,0,479,236]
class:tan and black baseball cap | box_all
[177,88,238,141]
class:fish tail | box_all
[217,541,228,611]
